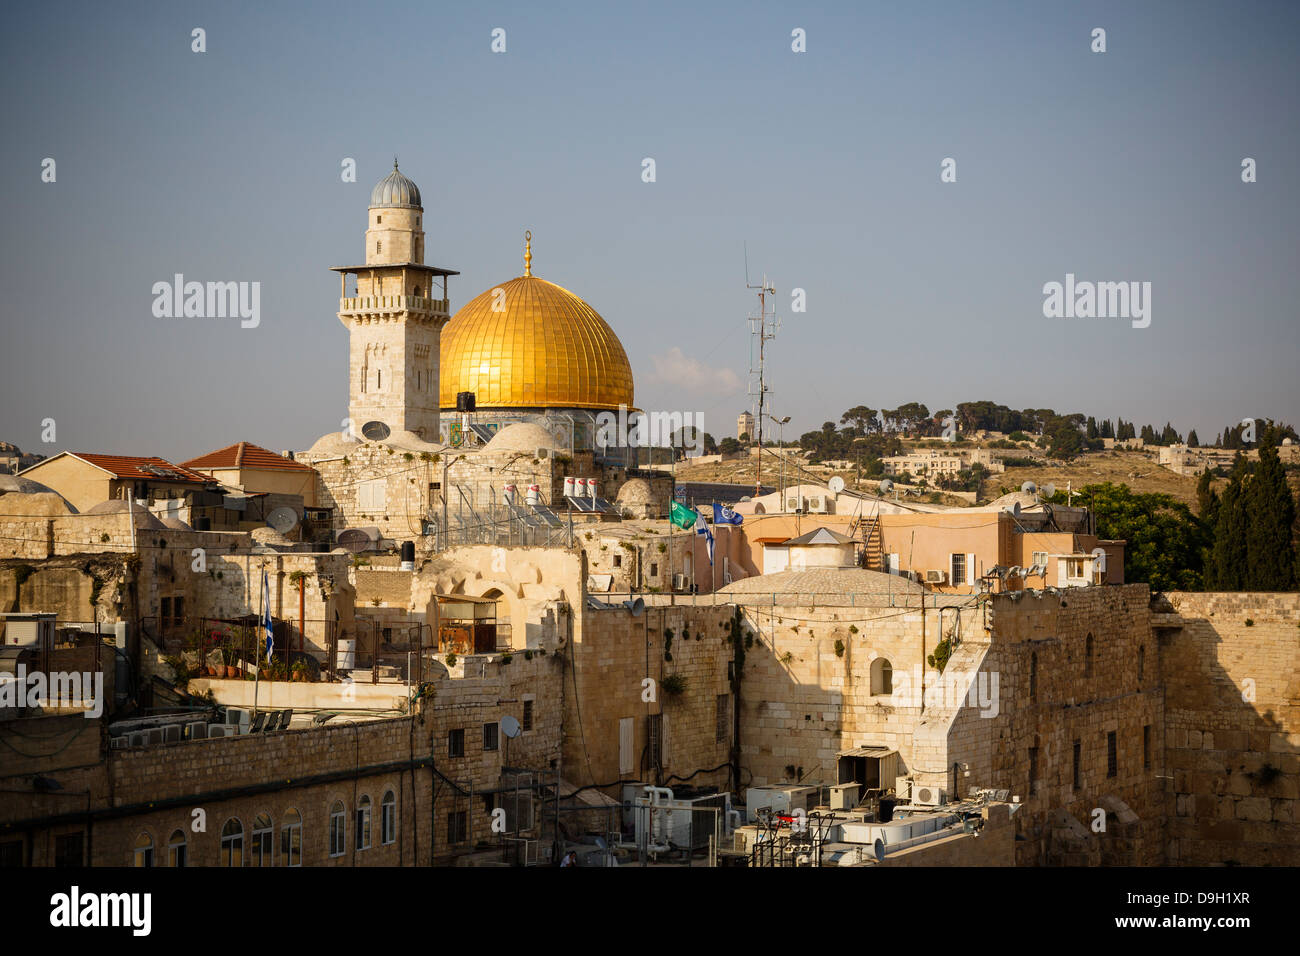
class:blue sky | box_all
[1,0,1296,459]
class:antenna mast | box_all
[747,270,778,497]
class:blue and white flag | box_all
[712,504,743,526]
[695,513,714,565]
[261,569,274,661]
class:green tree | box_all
[1244,430,1298,589]
[1187,429,1199,448]
[1206,455,1250,589]
[1084,482,1210,591]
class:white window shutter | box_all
[966,553,976,585]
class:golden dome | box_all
[439,244,634,411]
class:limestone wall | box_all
[1161,592,1300,866]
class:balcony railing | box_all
[338,295,449,316]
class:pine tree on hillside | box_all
[1187,429,1199,448]
[1244,429,1298,590]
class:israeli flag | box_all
[262,569,274,661]
[695,513,715,565]
[712,504,743,526]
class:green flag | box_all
[670,499,697,530]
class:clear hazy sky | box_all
[1,0,1296,461]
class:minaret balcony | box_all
[338,294,449,317]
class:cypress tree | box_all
[1207,455,1250,589]
[1187,429,1199,448]
[1195,469,1219,524]
[1244,429,1298,589]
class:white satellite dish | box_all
[500,715,522,739]
[1012,501,1021,517]
[266,507,299,533]
[828,476,845,494]
[1020,481,1037,495]
[879,479,894,494]
[1041,483,1056,499]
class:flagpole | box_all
[254,564,261,721]
[669,451,676,606]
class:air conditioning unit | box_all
[207,724,239,739]
[163,724,182,743]
[895,776,911,801]
[672,573,686,590]
[786,497,801,512]
[128,732,148,748]
[805,496,826,513]
[829,783,861,810]
[535,448,550,459]
[110,736,129,750]
[225,708,250,733]
[912,785,945,807]
[186,722,208,740]
[925,569,947,584]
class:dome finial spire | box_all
[524,230,533,277]
[393,156,399,170]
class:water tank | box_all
[503,484,517,506]
[336,638,356,670]
[525,484,540,505]
[587,478,599,499]
[400,540,415,571]
[576,478,589,498]
[563,477,576,497]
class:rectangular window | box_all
[54,833,83,867]
[950,553,965,585]
[359,479,387,513]
[329,809,345,857]
[161,596,171,624]
[280,825,301,867]
[1107,731,1118,778]
[1029,746,1039,795]
[1143,725,1151,770]
[173,595,184,625]
[446,810,468,845]
[522,699,533,732]
[483,722,499,752]
[356,806,371,850]
[1072,740,1081,790]
[716,694,730,743]
[619,717,634,776]
[1032,551,1048,570]
[647,713,663,769]
[650,563,658,577]
[448,728,465,758]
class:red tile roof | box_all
[181,441,312,472]
[72,454,213,483]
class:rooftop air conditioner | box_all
[806,496,826,513]
[186,722,208,740]
[163,724,182,743]
[110,736,129,750]
[925,569,947,584]
[535,448,550,459]
[895,777,911,801]
[128,732,148,748]
[911,785,945,807]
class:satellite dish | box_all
[1020,481,1037,495]
[828,476,845,494]
[739,495,752,502]
[1012,501,1021,517]
[337,528,376,553]
[361,420,391,442]
[1041,483,1056,499]
[879,479,894,494]
[266,507,299,533]
[872,838,885,862]
[501,715,522,738]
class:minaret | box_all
[331,161,459,441]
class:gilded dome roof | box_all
[440,240,634,411]
[370,161,422,209]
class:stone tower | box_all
[331,161,458,441]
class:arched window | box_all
[220,818,244,867]
[252,812,273,867]
[132,832,153,867]
[167,829,187,868]
[1030,651,1038,702]
[382,791,397,845]
[1085,633,1094,678]
[1137,645,1145,684]
[329,801,346,858]
[356,795,372,851]
[870,658,893,696]
[413,285,422,297]
[280,809,302,867]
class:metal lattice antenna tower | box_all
[747,270,779,497]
